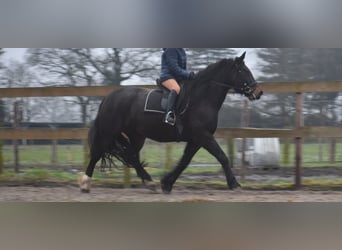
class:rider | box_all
[159,48,195,126]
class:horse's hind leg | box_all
[79,155,101,193]
[124,134,157,191]
[79,130,103,193]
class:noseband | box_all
[211,80,257,97]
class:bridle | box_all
[210,63,258,96]
[211,79,258,98]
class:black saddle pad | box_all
[144,89,169,113]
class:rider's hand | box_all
[189,71,196,80]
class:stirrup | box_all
[164,111,176,126]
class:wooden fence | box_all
[1,81,342,188]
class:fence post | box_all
[83,139,89,171]
[240,99,249,180]
[0,111,3,173]
[295,92,304,189]
[13,101,20,173]
[49,124,58,166]
[227,138,235,168]
[124,166,131,188]
[51,139,58,166]
[0,135,3,174]
[329,138,336,163]
[165,143,173,170]
[282,138,290,165]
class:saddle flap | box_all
[144,89,169,113]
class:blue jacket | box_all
[160,48,191,83]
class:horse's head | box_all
[231,52,263,101]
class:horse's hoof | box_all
[162,189,172,195]
[144,180,158,193]
[161,182,173,194]
[229,185,242,190]
[79,173,91,193]
[232,186,243,191]
[160,176,174,194]
[229,180,242,190]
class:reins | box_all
[210,80,235,89]
[211,80,258,97]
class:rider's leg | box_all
[161,79,180,126]
[161,79,181,94]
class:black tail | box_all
[104,133,146,169]
[88,98,145,170]
[88,98,104,154]
[88,118,144,170]
[87,121,97,151]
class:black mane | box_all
[194,58,233,83]
[179,58,234,103]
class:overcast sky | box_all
[2,48,27,62]
[1,48,262,80]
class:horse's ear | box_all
[235,51,246,64]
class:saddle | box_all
[144,85,170,114]
[144,79,189,115]
[144,80,187,139]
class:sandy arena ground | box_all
[1,186,342,202]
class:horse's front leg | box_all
[203,136,241,190]
[161,142,201,194]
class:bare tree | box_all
[187,48,237,72]
[27,48,160,124]
[0,48,5,173]
[0,48,4,70]
[70,48,160,85]
[1,62,39,123]
[0,48,5,124]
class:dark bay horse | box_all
[79,52,263,193]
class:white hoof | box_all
[79,173,91,193]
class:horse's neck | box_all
[203,84,228,109]
[184,80,229,111]
[182,60,233,111]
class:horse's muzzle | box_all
[248,85,263,101]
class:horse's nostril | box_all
[257,91,263,100]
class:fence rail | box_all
[1,127,341,140]
[1,81,342,189]
[1,81,342,98]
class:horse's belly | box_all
[142,127,181,143]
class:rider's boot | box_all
[164,90,178,126]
